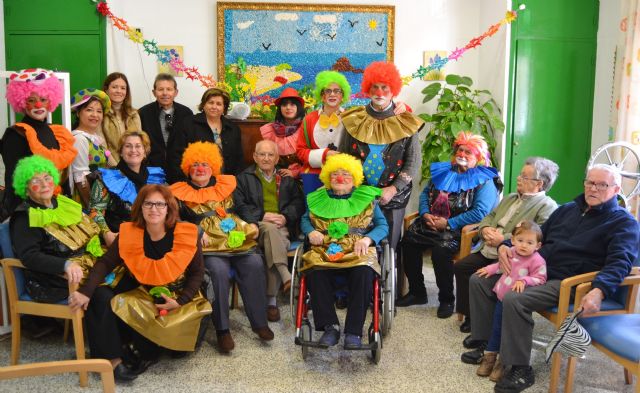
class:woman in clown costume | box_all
[1,68,77,219]
[169,141,272,354]
[300,153,388,349]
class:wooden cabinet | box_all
[231,119,268,167]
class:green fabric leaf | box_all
[328,221,349,239]
[227,231,246,248]
[28,195,82,228]
[86,235,104,257]
[306,185,381,219]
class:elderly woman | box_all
[169,141,271,354]
[70,88,117,208]
[260,87,306,178]
[454,157,558,334]
[300,154,388,348]
[90,130,165,246]
[69,184,211,382]
[397,132,500,319]
[10,156,103,303]
[168,88,244,183]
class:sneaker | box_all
[477,352,497,376]
[489,357,505,382]
[437,302,455,318]
[461,347,486,365]
[459,317,471,333]
[395,293,428,307]
[318,325,340,347]
[494,366,534,393]
[463,335,487,349]
[344,333,362,349]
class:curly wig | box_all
[452,131,491,166]
[319,153,364,189]
[181,141,223,176]
[13,155,60,199]
[313,71,351,106]
[361,61,402,97]
[6,69,64,113]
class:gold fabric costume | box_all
[300,204,380,274]
[111,286,212,351]
[341,106,424,144]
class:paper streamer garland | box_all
[95,1,517,87]
[95,1,218,89]
[411,10,518,80]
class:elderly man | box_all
[462,164,640,393]
[454,157,559,333]
[138,73,193,172]
[234,140,305,321]
[339,61,424,251]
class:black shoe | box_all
[463,335,486,349]
[335,296,348,310]
[113,363,138,382]
[494,366,535,393]
[459,318,471,333]
[437,302,454,318]
[461,347,485,365]
[395,293,428,307]
[127,358,157,375]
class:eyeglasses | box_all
[517,175,540,182]
[164,113,174,129]
[583,180,613,191]
[323,88,343,96]
[28,175,54,186]
[142,201,168,210]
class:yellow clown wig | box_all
[180,141,223,176]
[319,153,364,189]
[452,131,491,166]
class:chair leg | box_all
[63,319,70,342]
[10,313,20,365]
[624,368,632,385]
[563,356,577,393]
[548,352,562,393]
[71,313,87,387]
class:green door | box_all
[505,0,599,203]
[4,0,106,123]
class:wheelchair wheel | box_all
[301,321,311,360]
[381,246,395,336]
[289,245,303,326]
[368,323,382,364]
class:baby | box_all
[475,220,547,382]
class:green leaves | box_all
[422,82,441,103]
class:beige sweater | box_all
[99,108,142,161]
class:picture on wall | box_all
[157,45,184,77]
[217,2,394,107]
[422,50,448,81]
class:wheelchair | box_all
[289,239,396,364]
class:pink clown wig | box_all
[452,131,491,166]
[6,69,64,113]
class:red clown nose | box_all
[335,175,345,184]
[34,101,43,108]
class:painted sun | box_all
[368,19,378,30]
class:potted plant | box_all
[418,74,504,181]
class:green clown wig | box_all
[313,71,351,106]
[319,153,364,189]
[13,155,60,199]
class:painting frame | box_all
[216,2,394,105]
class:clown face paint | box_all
[27,173,55,206]
[369,83,393,110]
[330,169,354,195]
[454,145,478,170]
[189,162,213,187]
[25,93,50,121]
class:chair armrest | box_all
[403,212,418,232]
[1,258,25,269]
[574,270,640,309]
[458,223,479,260]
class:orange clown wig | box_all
[180,141,223,176]
[452,131,491,166]
[361,61,403,97]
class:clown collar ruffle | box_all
[28,194,82,227]
[169,175,237,204]
[430,162,498,192]
[307,185,381,219]
[99,167,165,204]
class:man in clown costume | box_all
[339,61,424,252]
[1,68,77,219]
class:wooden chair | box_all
[1,258,87,387]
[543,265,640,393]
[0,359,115,392]
[565,271,640,392]
[400,212,478,320]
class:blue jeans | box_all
[486,300,503,352]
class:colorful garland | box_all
[95,1,517,87]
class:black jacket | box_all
[167,112,244,183]
[233,164,305,236]
[138,101,193,170]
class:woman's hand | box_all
[498,245,513,275]
[393,101,407,115]
[308,230,324,246]
[156,294,180,312]
[354,237,372,256]
[422,213,437,230]
[249,223,259,239]
[64,262,84,284]
[512,280,526,293]
[278,168,293,178]
[68,291,90,311]
[433,217,448,232]
[201,232,210,247]
[103,231,117,247]
[379,186,397,205]
[476,267,491,278]
[482,227,504,247]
